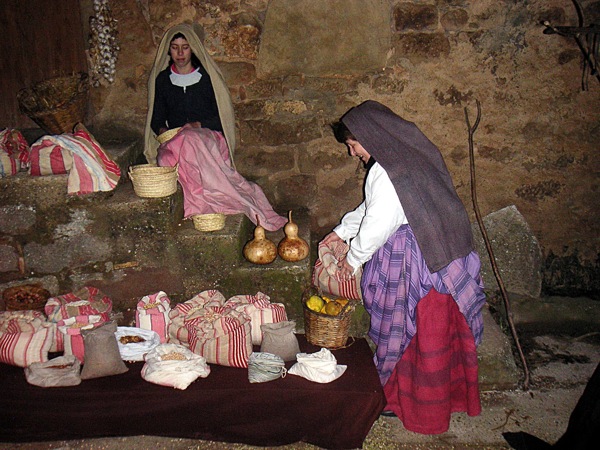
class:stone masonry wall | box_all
[85,0,599,295]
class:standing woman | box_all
[143,24,286,231]
[322,100,486,434]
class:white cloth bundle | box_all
[288,348,347,383]
[115,327,161,362]
[141,343,211,390]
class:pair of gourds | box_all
[243,211,309,265]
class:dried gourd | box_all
[243,215,277,264]
[277,210,309,262]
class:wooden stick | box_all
[464,100,531,390]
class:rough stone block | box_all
[477,305,521,390]
[472,205,543,298]
[258,0,390,77]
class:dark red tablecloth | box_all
[0,336,384,449]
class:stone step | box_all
[1,131,520,391]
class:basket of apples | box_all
[301,286,357,349]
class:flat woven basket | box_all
[156,127,182,144]
[301,287,357,349]
[128,164,178,198]
[17,72,89,135]
[192,213,226,232]
[2,284,51,313]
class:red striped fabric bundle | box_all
[168,290,227,345]
[29,128,120,195]
[28,140,71,176]
[45,286,113,323]
[136,291,171,343]
[225,292,287,345]
[0,129,30,177]
[312,240,362,300]
[45,286,112,353]
[185,306,252,368]
[0,311,54,367]
[57,314,105,363]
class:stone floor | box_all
[2,296,599,450]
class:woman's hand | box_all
[189,121,202,128]
[322,231,342,246]
[336,257,354,281]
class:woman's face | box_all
[346,139,371,165]
[169,37,193,72]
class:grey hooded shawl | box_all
[143,23,236,165]
[341,100,474,273]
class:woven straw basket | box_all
[192,213,226,232]
[129,164,178,198]
[156,127,182,144]
[302,287,357,349]
[17,72,89,135]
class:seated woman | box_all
[143,23,286,231]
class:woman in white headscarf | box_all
[143,23,286,231]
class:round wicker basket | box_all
[156,127,182,144]
[129,164,178,198]
[192,213,226,232]
[301,287,357,349]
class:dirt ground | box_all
[2,326,598,450]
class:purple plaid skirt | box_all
[361,223,486,385]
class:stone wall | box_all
[85,0,600,295]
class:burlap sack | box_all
[260,320,300,362]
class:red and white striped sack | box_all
[0,310,55,367]
[29,138,73,176]
[45,286,113,323]
[225,292,287,345]
[0,128,30,177]
[0,151,18,177]
[167,290,226,345]
[57,314,105,363]
[45,286,112,352]
[136,291,171,343]
[185,306,252,368]
[312,240,363,300]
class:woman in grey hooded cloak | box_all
[323,100,486,434]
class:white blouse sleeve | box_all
[334,163,407,272]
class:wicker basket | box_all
[2,284,51,313]
[156,127,182,144]
[192,213,226,232]
[129,164,178,198]
[17,72,89,135]
[302,287,357,349]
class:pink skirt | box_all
[383,288,481,434]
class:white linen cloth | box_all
[288,348,347,383]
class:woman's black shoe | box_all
[380,410,396,417]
